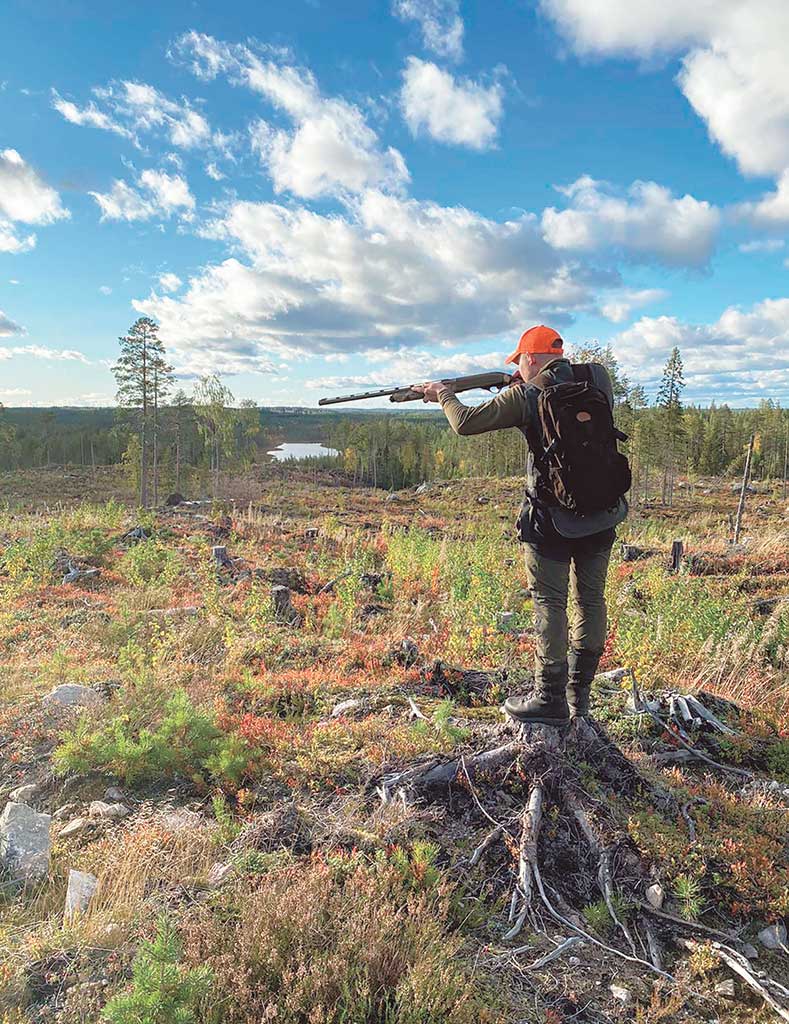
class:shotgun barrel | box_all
[319,371,513,406]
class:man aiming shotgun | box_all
[413,326,630,727]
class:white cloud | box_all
[310,348,507,392]
[140,169,194,215]
[738,238,785,254]
[173,31,409,199]
[133,189,606,376]
[0,344,90,363]
[608,296,789,401]
[0,310,24,337]
[205,161,225,181]
[400,58,504,150]
[541,176,720,267]
[51,91,135,141]
[0,387,32,398]
[600,287,666,323]
[90,169,195,222]
[541,0,789,180]
[393,0,464,62]
[737,172,789,228]
[0,223,35,254]
[0,149,69,254]
[158,272,182,292]
[98,285,112,295]
[52,80,224,152]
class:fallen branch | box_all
[517,936,585,971]
[468,825,504,868]
[640,914,663,973]
[629,669,752,780]
[637,902,741,943]
[406,696,427,721]
[680,938,789,1022]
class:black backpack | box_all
[526,364,631,515]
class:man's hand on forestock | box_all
[412,381,448,403]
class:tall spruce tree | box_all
[656,346,685,504]
[112,317,170,507]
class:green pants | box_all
[523,543,613,689]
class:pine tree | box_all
[112,317,170,506]
[656,346,685,504]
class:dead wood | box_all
[680,938,789,1022]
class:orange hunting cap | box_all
[505,325,564,365]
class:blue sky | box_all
[1,0,788,408]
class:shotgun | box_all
[319,370,514,406]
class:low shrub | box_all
[180,846,498,1024]
[118,541,183,587]
[102,916,212,1024]
[53,690,238,786]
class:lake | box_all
[267,442,341,461]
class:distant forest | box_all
[1,319,787,503]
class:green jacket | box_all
[438,359,627,539]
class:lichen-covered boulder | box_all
[42,684,103,712]
[0,801,52,882]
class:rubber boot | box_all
[504,666,570,726]
[567,651,599,719]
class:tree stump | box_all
[271,585,302,626]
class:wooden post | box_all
[733,434,755,545]
[670,540,684,573]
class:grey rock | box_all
[742,943,759,960]
[103,787,126,803]
[52,802,78,821]
[714,978,736,999]
[758,922,787,950]
[331,698,362,718]
[88,801,131,820]
[384,492,400,502]
[646,882,665,909]
[64,869,99,921]
[42,684,103,712]
[9,783,39,804]
[59,816,93,839]
[609,985,633,1006]
[161,808,203,832]
[0,801,52,882]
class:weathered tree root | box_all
[372,705,789,1006]
[503,782,543,941]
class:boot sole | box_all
[502,708,570,727]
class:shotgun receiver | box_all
[319,370,513,406]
